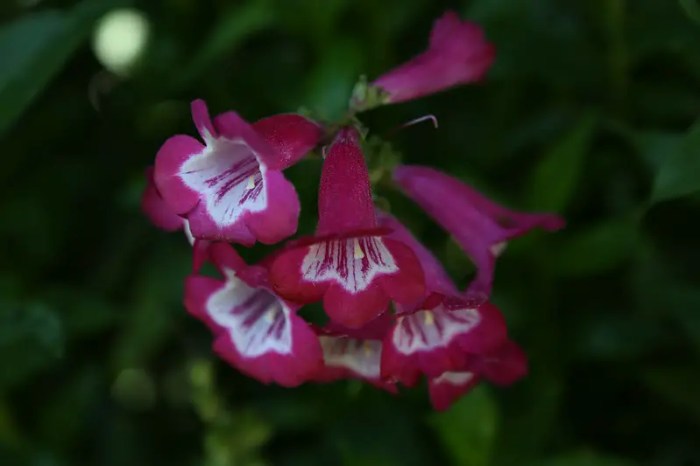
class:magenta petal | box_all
[394,165,564,294]
[371,11,495,104]
[473,340,528,385]
[154,134,206,214]
[253,114,323,170]
[191,99,217,140]
[378,211,456,297]
[381,297,507,385]
[428,371,480,411]
[141,167,184,231]
[323,281,389,329]
[245,170,300,244]
[316,127,377,236]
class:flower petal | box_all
[378,212,456,297]
[382,298,507,384]
[394,165,564,294]
[271,234,424,329]
[141,166,183,231]
[471,340,528,385]
[428,371,479,411]
[253,113,323,170]
[315,335,396,392]
[316,127,377,236]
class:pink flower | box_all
[269,128,425,329]
[370,11,495,105]
[377,213,508,386]
[184,242,323,387]
[393,165,565,296]
[154,100,323,246]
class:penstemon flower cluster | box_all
[142,11,564,410]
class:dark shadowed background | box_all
[1,0,699,465]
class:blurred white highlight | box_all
[92,8,150,76]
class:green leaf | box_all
[0,0,119,135]
[0,302,64,389]
[174,1,276,89]
[650,119,700,203]
[429,386,498,466]
[527,114,596,211]
[553,218,640,276]
[305,40,363,121]
[679,0,700,25]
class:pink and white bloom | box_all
[184,242,323,387]
[370,11,495,104]
[269,128,425,329]
[393,165,565,296]
[378,213,508,386]
[154,100,323,245]
[314,314,397,392]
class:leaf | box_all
[650,119,700,203]
[0,0,120,135]
[429,386,498,466]
[553,218,640,276]
[527,113,597,211]
[679,0,700,25]
[0,301,64,389]
[303,40,363,121]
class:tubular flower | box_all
[184,242,323,386]
[269,128,425,329]
[377,213,509,387]
[370,11,495,104]
[154,99,323,245]
[393,165,565,296]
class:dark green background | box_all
[1,0,699,465]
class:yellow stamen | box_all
[353,239,365,259]
[423,311,434,326]
[245,176,255,190]
[265,309,276,323]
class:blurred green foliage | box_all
[1,0,699,465]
